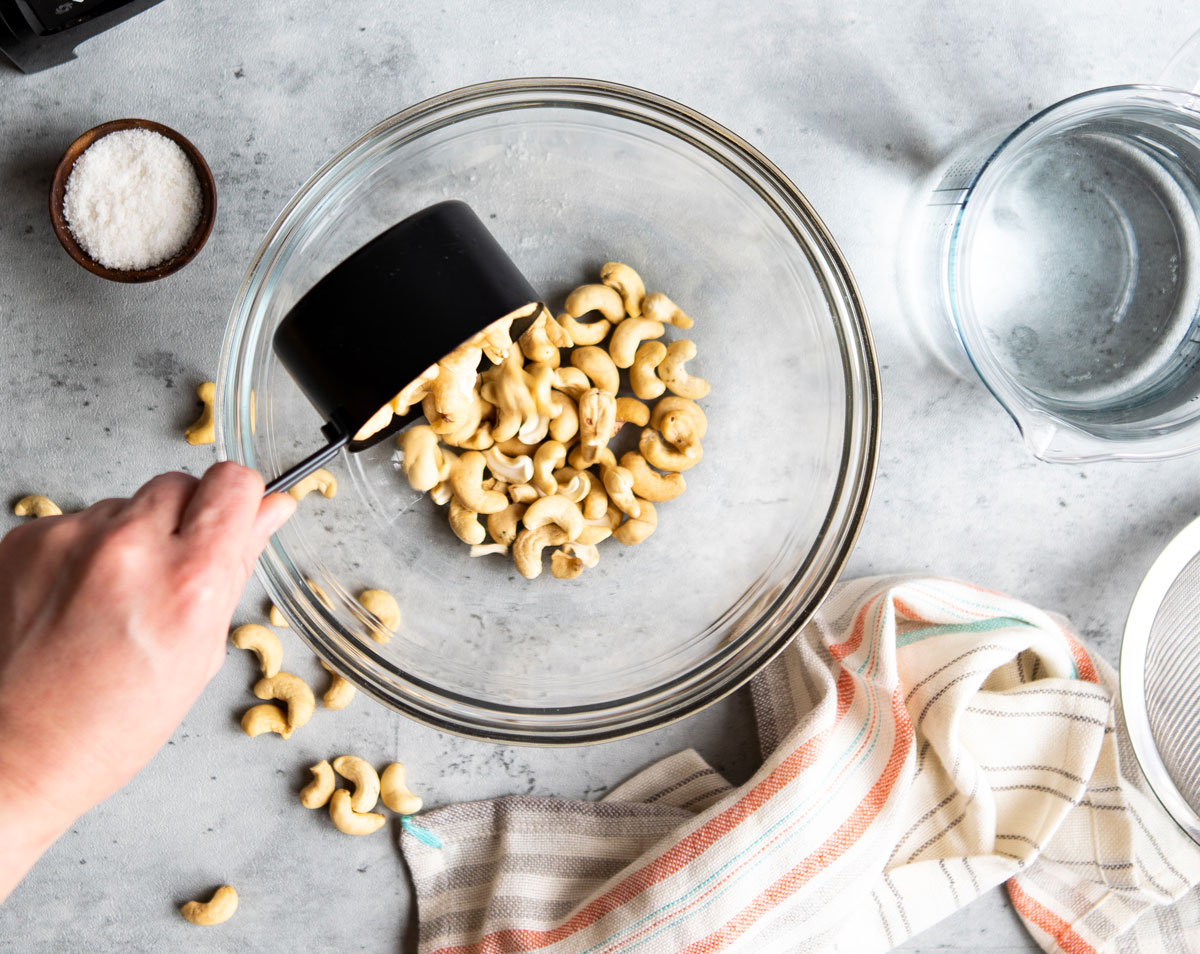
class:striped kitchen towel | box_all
[401,577,1200,953]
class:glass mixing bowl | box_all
[218,78,879,744]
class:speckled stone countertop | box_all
[1,2,1196,951]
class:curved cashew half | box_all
[532,441,568,496]
[609,317,665,368]
[449,451,509,514]
[659,339,711,399]
[184,382,216,445]
[615,397,650,428]
[13,494,62,518]
[613,498,657,545]
[570,346,619,395]
[288,467,337,502]
[321,662,356,710]
[333,755,381,813]
[650,396,708,458]
[487,502,527,546]
[556,311,611,347]
[600,262,646,317]
[577,388,617,466]
[180,885,238,926]
[299,760,336,808]
[549,390,580,442]
[483,446,534,484]
[230,624,282,678]
[241,703,292,739]
[642,291,694,329]
[565,283,625,322]
[523,494,584,541]
[639,427,703,472]
[253,672,315,730]
[552,366,591,400]
[380,762,423,814]
[620,451,686,502]
[629,340,667,400]
[329,788,386,835]
[448,498,486,546]
[399,425,445,492]
[512,525,569,579]
[600,465,640,519]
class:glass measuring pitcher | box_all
[902,32,1200,462]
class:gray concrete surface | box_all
[0,1,1197,950]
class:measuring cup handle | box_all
[264,432,350,497]
[1158,26,1200,93]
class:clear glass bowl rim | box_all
[217,76,880,745]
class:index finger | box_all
[176,462,266,555]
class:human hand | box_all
[0,463,294,898]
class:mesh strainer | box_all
[1121,515,1200,845]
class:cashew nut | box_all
[307,578,334,611]
[615,397,650,428]
[358,588,400,635]
[527,361,557,418]
[553,467,591,504]
[523,494,584,541]
[613,497,657,545]
[299,759,336,808]
[470,543,510,557]
[568,443,616,471]
[483,446,534,484]
[565,282,625,322]
[389,363,439,417]
[481,350,536,443]
[532,441,568,496]
[430,344,482,424]
[609,317,665,369]
[449,497,487,545]
[552,366,591,400]
[184,382,216,445]
[287,467,337,502]
[354,401,395,442]
[576,525,613,545]
[332,755,381,813]
[650,396,708,458]
[582,477,609,520]
[241,703,292,739]
[658,339,711,399]
[549,390,580,442]
[230,624,282,678]
[643,291,694,329]
[512,525,569,579]
[507,482,540,504]
[577,388,617,466]
[399,425,446,492]
[449,451,508,514]
[268,604,288,628]
[13,494,62,518]
[487,502,527,546]
[180,885,238,926]
[600,464,640,518]
[321,662,356,710]
[639,427,703,472]
[550,541,601,580]
[517,411,550,445]
[620,451,687,502]
[556,311,611,347]
[600,262,646,317]
[253,672,315,730]
[518,310,564,365]
[570,346,619,395]
[380,762,423,815]
[493,436,540,458]
[629,340,667,400]
[328,788,386,835]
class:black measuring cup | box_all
[265,200,542,495]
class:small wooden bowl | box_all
[49,119,217,283]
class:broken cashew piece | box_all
[659,339,711,399]
[639,427,703,473]
[184,382,216,445]
[180,885,238,926]
[565,282,625,322]
[321,662,356,710]
[614,497,658,545]
[380,762,423,815]
[523,494,584,541]
[629,340,668,400]
[642,291,695,329]
[299,760,336,808]
[268,604,288,628]
[621,451,686,502]
[600,261,646,317]
[512,525,569,579]
[449,451,509,514]
[333,755,381,813]
[253,672,315,730]
[13,494,62,518]
[287,467,337,502]
[570,346,620,395]
[230,624,282,678]
[241,703,292,739]
[399,425,445,492]
[608,317,665,369]
[329,788,386,835]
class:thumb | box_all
[244,493,297,567]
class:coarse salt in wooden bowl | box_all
[49,118,217,283]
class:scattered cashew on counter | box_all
[13,494,62,517]
[229,624,282,678]
[380,762,423,815]
[333,755,381,813]
[252,672,315,731]
[179,884,238,926]
[328,788,386,836]
[184,381,216,446]
[385,260,709,580]
[299,757,425,832]
[299,760,336,809]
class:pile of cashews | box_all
[394,261,710,580]
[298,755,423,835]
